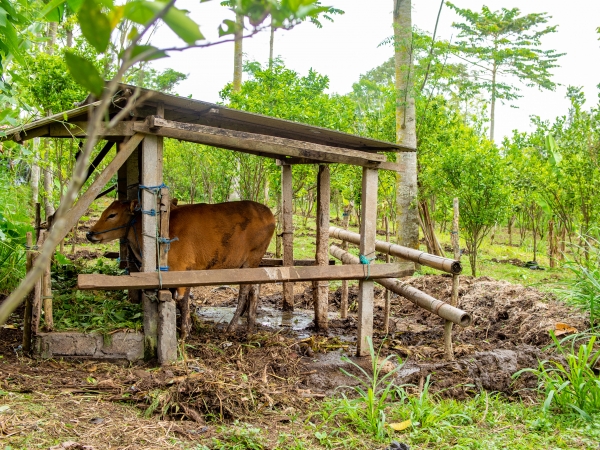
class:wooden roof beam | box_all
[134,116,389,168]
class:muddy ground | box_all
[0,275,591,443]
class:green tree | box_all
[447,2,563,141]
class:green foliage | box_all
[447,2,563,139]
[555,231,600,324]
[51,258,142,332]
[514,333,600,420]
[20,52,87,113]
[0,172,32,293]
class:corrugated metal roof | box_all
[1,84,414,152]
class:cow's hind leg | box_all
[227,284,250,332]
[178,287,192,341]
[246,284,260,334]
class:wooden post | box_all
[22,232,34,353]
[281,163,294,311]
[340,203,351,319]
[141,135,160,360]
[444,198,460,360]
[357,168,378,356]
[384,216,391,334]
[156,104,177,364]
[35,202,41,242]
[126,142,141,299]
[42,252,53,332]
[313,165,330,330]
[117,140,129,270]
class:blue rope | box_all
[359,253,376,280]
[159,266,170,271]
[158,236,179,252]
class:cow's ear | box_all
[129,200,139,213]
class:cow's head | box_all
[86,200,136,243]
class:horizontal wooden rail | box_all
[329,226,462,274]
[259,258,335,267]
[330,246,470,326]
[78,262,415,290]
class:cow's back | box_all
[165,201,275,272]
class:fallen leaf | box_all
[389,419,412,431]
[553,323,578,336]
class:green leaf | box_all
[0,6,7,27]
[123,0,155,25]
[39,0,65,20]
[146,1,203,44]
[218,18,236,37]
[77,0,112,53]
[65,52,104,97]
[67,0,84,13]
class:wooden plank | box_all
[313,165,330,331]
[48,121,135,138]
[78,263,409,290]
[357,167,378,356]
[259,258,335,267]
[134,117,387,167]
[141,135,160,360]
[281,164,294,311]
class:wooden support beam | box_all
[357,167,378,356]
[141,135,161,360]
[22,232,34,354]
[117,148,128,270]
[313,165,330,331]
[84,141,115,183]
[277,157,404,172]
[78,263,410,290]
[281,164,294,311]
[134,117,387,167]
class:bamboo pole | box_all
[329,245,471,327]
[281,164,294,311]
[329,226,461,274]
[444,198,461,360]
[340,204,351,319]
[313,165,330,331]
[42,249,53,331]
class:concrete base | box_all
[34,331,144,361]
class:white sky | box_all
[150,1,600,141]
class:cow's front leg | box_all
[246,284,260,334]
[227,284,250,332]
[177,287,192,341]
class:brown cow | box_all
[86,200,275,338]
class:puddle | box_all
[194,306,338,338]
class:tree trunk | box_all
[233,12,244,92]
[43,148,55,219]
[490,60,497,142]
[393,0,419,252]
[508,215,515,245]
[47,22,58,55]
[269,24,275,68]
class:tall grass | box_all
[514,332,600,420]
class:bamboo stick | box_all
[22,232,34,353]
[329,245,471,327]
[329,226,461,274]
[444,198,461,360]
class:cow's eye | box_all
[107,213,117,219]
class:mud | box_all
[0,275,590,421]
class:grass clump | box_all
[514,332,600,420]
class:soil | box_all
[0,275,591,429]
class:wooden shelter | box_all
[2,84,417,363]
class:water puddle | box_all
[194,306,337,338]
